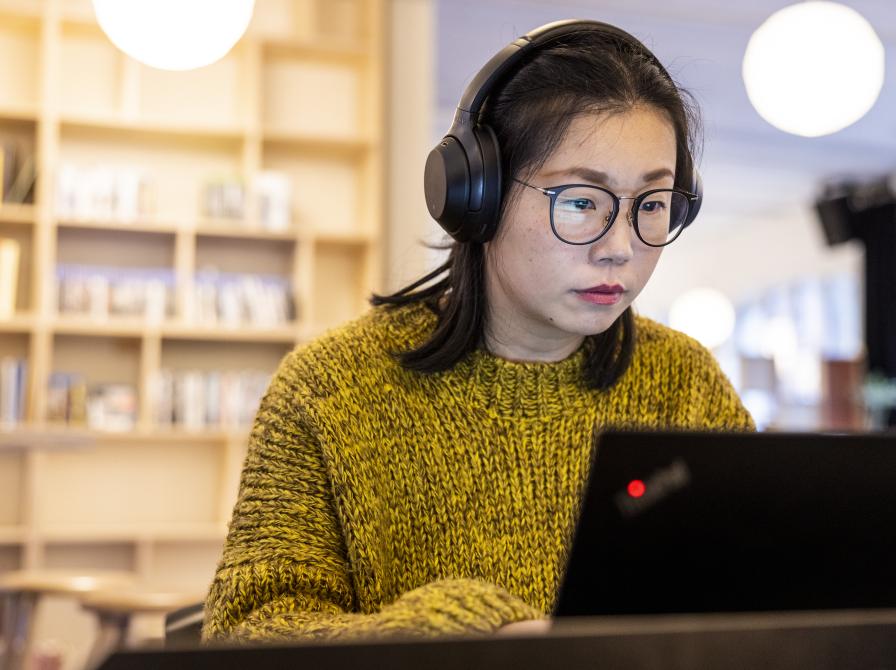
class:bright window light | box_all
[92,0,255,71]
[742,1,885,137]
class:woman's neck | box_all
[483,312,585,363]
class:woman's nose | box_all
[590,209,635,264]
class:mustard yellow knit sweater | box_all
[203,302,754,643]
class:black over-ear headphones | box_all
[424,19,703,244]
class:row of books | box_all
[197,172,294,232]
[155,369,271,430]
[48,374,137,431]
[0,357,27,425]
[189,271,294,327]
[0,238,20,318]
[55,165,293,231]
[47,369,272,432]
[56,164,156,223]
[56,265,176,322]
[1,141,36,205]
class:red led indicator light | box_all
[627,479,646,498]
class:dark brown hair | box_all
[372,28,702,390]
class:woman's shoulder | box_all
[286,301,436,374]
[632,313,719,371]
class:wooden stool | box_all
[0,570,135,670]
[80,590,203,669]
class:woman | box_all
[203,19,753,643]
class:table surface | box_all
[100,609,896,670]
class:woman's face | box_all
[484,106,678,361]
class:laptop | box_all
[554,430,896,617]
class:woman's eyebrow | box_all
[541,166,675,185]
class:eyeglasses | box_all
[513,178,699,247]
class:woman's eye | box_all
[558,198,595,211]
[640,200,667,214]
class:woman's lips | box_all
[575,284,625,305]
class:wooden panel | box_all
[0,14,40,110]
[147,540,224,590]
[52,334,141,388]
[58,22,122,117]
[312,242,365,330]
[0,333,29,358]
[247,0,316,42]
[0,452,24,525]
[138,48,247,128]
[33,441,222,526]
[56,227,175,269]
[160,339,288,373]
[0,545,22,570]
[194,235,294,276]
[0,223,34,312]
[262,57,360,138]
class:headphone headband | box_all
[457,20,676,121]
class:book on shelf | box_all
[0,357,27,425]
[46,372,87,425]
[47,373,135,431]
[1,141,36,205]
[56,264,175,323]
[191,269,294,327]
[202,177,246,222]
[0,237,20,318]
[254,171,292,232]
[56,164,156,223]
[86,383,137,432]
[156,368,271,431]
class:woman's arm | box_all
[203,350,539,643]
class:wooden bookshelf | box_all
[0,0,385,596]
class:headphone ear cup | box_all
[466,123,503,243]
[684,167,703,227]
[424,136,472,241]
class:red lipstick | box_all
[575,284,625,305]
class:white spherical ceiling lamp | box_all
[92,0,256,71]
[742,1,885,137]
[669,288,736,350]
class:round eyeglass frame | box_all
[513,178,699,248]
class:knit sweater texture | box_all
[203,302,754,643]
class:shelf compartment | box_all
[0,11,41,113]
[58,20,123,119]
[0,452,25,527]
[262,54,361,140]
[49,334,141,429]
[33,440,225,529]
[58,126,243,225]
[0,544,23,571]
[0,221,34,314]
[312,241,368,332]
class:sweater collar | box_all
[396,301,595,417]
[452,344,591,418]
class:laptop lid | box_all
[554,430,896,617]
